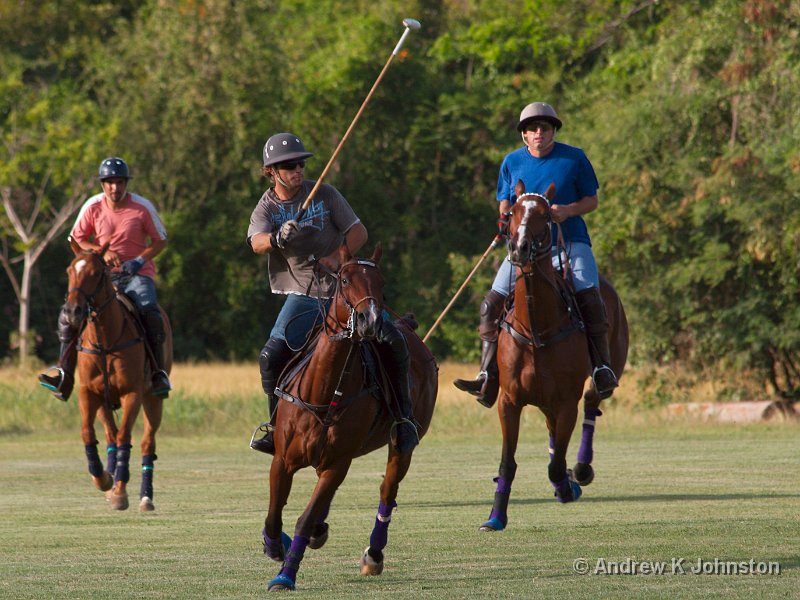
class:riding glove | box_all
[121,256,145,275]
[497,212,512,239]
[273,220,300,249]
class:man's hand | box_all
[121,256,145,275]
[273,220,300,249]
[496,212,512,239]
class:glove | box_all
[273,220,300,249]
[496,212,512,239]
[121,256,145,276]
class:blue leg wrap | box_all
[106,444,117,475]
[85,443,103,477]
[140,454,156,499]
[114,444,132,484]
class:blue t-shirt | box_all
[496,142,598,246]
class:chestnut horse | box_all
[480,181,628,532]
[64,240,172,512]
[262,244,438,592]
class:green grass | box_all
[1,369,798,598]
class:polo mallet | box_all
[422,236,503,343]
[296,17,421,221]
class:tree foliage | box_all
[3,0,799,398]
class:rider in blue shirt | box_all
[454,102,618,406]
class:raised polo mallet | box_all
[296,18,421,220]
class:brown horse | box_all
[480,181,628,532]
[262,243,438,592]
[64,239,172,512]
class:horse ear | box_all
[338,243,352,265]
[69,238,82,256]
[515,179,526,198]
[99,241,110,257]
[545,182,556,200]
[318,256,338,273]
[371,243,382,263]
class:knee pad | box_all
[259,337,293,394]
[377,319,409,365]
[142,308,165,345]
[479,289,507,340]
[57,305,78,343]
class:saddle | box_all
[113,291,160,385]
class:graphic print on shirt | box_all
[273,199,327,231]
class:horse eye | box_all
[341,277,349,286]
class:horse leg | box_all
[360,450,413,576]
[79,392,112,492]
[267,459,352,592]
[573,403,602,486]
[308,503,330,550]
[263,455,294,562]
[138,395,163,512]
[480,397,521,532]
[548,410,582,503]
[109,392,142,511]
[98,405,118,480]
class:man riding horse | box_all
[454,102,618,406]
[246,132,418,455]
[39,157,172,400]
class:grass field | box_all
[1,363,798,599]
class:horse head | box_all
[64,240,111,327]
[320,243,386,341]
[507,180,556,267]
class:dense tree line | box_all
[2,0,799,397]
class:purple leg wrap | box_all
[106,444,117,475]
[369,501,397,552]
[279,536,310,580]
[85,443,103,477]
[552,476,573,503]
[114,444,132,484]
[140,454,156,500]
[577,408,602,464]
[263,528,284,560]
[488,476,512,524]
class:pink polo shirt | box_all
[70,192,168,279]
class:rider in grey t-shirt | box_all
[246,132,419,456]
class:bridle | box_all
[507,192,553,267]
[316,258,384,342]
[68,252,116,319]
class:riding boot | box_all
[142,308,171,397]
[576,287,618,399]
[378,319,418,453]
[250,337,294,454]
[453,289,505,408]
[38,306,78,401]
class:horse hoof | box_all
[267,573,295,591]
[109,491,129,511]
[359,547,384,576]
[573,463,594,486]
[308,522,329,550]
[93,471,113,492]
[139,496,155,512]
[479,517,505,532]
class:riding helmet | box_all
[517,102,562,131]
[262,133,313,167]
[98,157,131,180]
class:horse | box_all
[63,239,173,512]
[261,243,438,592]
[480,180,629,532]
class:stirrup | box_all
[453,371,487,396]
[250,421,276,454]
[391,418,419,453]
[150,370,172,397]
[38,367,69,401]
[591,365,618,399]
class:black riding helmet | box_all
[262,133,313,167]
[98,157,131,180]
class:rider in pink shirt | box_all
[39,157,171,400]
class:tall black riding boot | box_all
[453,289,505,408]
[576,287,618,399]
[379,319,419,453]
[250,337,293,454]
[143,308,171,397]
[38,305,78,401]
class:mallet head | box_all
[402,18,421,30]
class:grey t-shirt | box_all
[247,180,360,298]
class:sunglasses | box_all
[275,160,306,171]
[524,121,554,133]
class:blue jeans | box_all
[111,273,158,311]
[491,241,599,296]
[270,294,330,350]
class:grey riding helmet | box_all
[517,102,563,131]
[262,133,314,167]
[98,157,131,180]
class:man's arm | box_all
[550,194,598,224]
[249,232,275,255]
